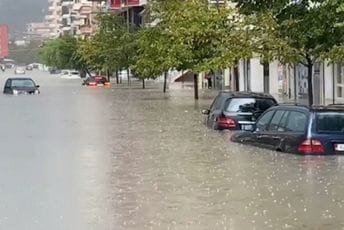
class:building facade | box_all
[0,25,9,58]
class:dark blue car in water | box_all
[231,104,344,155]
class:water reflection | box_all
[1,71,344,229]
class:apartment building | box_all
[45,0,61,38]
[26,22,54,40]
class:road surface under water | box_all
[0,70,343,229]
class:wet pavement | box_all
[0,70,344,229]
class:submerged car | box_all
[3,77,40,95]
[60,70,80,79]
[14,66,26,75]
[202,91,277,130]
[231,104,344,155]
[82,76,110,86]
[26,65,33,71]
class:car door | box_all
[255,110,286,150]
[207,96,223,129]
[279,111,309,153]
[3,79,11,94]
[249,110,276,147]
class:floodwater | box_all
[0,70,344,230]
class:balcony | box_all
[45,15,56,21]
[62,26,72,31]
[61,0,73,7]
[79,25,93,34]
[80,6,92,15]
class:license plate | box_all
[242,125,253,131]
[335,144,344,151]
[97,84,104,86]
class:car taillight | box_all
[298,139,325,154]
[89,82,97,86]
[217,115,236,129]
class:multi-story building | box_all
[59,0,104,37]
[45,0,62,38]
[26,22,53,40]
[108,0,147,27]
[0,25,9,58]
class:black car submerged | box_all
[202,91,277,130]
[231,104,344,155]
[3,77,40,95]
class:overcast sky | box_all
[0,0,48,38]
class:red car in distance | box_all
[82,76,111,87]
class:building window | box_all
[336,63,344,98]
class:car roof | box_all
[7,77,34,80]
[217,90,276,99]
[270,103,344,113]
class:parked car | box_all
[14,66,26,75]
[202,91,277,130]
[82,76,111,86]
[3,77,40,95]
[26,65,33,71]
[231,104,344,155]
[60,70,80,79]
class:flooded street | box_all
[0,70,344,229]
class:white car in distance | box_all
[60,70,80,79]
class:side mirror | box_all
[36,85,40,88]
[201,109,210,115]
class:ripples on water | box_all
[0,72,344,229]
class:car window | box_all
[256,99,276,111]
[210,96,222,112]
[256,110,275,132]
[285,111,308,132]
[5,80,11,87]
[268,110,285,131]
[71,71,79,75]
[11,79,35,88]
[277,111,290,132]
[316,112,344,133]
[226,98,256,112]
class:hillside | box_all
[0,0,48,38]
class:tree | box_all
[78,13,138,83]
[39,35,86,71]
[233,0,344,105]
[148,0,247,99]
[133,25,178,92]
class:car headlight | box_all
[13,89,18,95]
[34,90,40,95]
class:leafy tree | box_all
[233,0,344,105]
[39,35,86,71]
[147,0,247,99]
[78,13,138,83]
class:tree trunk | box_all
[194,73,199,100]
[85,68,92,78]
[142,79,145,89]
[127,68,130,86]
[234,61,239,91]
[163,71,167,93]
[115,70,119,84]
[307,61,314,106]
[106,69,111,82]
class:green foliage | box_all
[144,0,247,74]
[233,0,344,65]
[39,35,85,69]
[78,13,138,73]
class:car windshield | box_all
[316,112,344,133]
[225,98,275,112]
[11,79,35,88]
